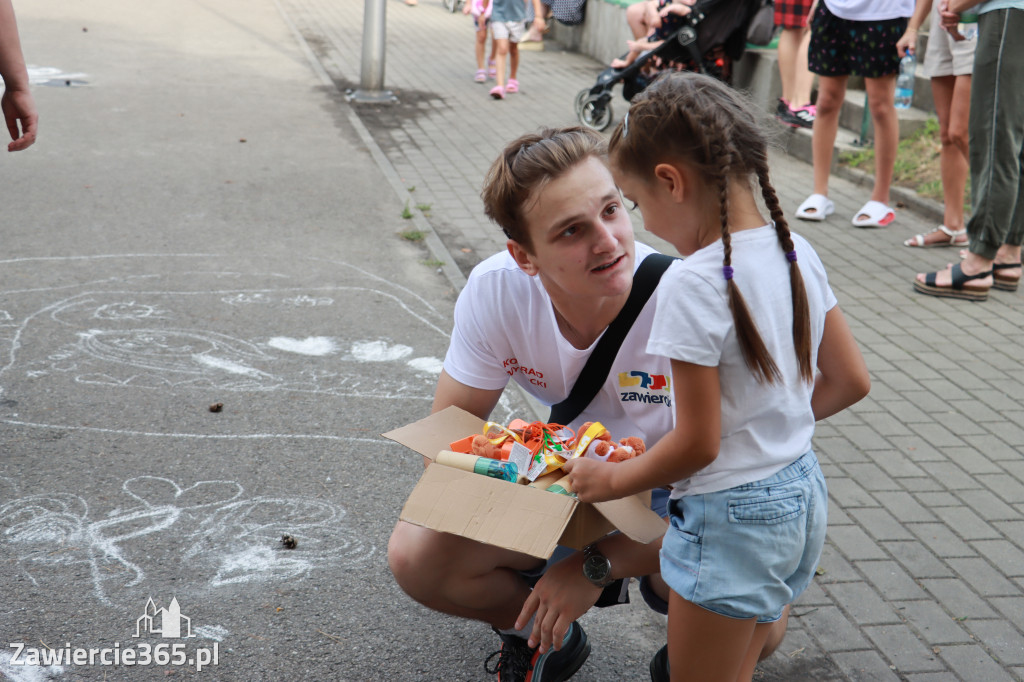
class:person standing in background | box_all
[774,0,817,129]
[898,0,975,248]
[913,0,1023,299]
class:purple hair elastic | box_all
[786,250,798,263]
[723,265,734,281]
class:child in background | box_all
[561,71,870,681]
[464,0,498,83]
[795,0,916,227]
[488,0,545,99]
[610,0,696,70]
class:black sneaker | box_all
[484,622,591,682]
[649,645,669,682]
[775,99,814,130]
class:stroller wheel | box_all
[574,88,591,116]
[578,93,613,132]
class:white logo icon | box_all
[134,597,194,639]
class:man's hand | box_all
[514,552,602,653]
[2,85,36,152]
[561,458,618,503]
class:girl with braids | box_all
[563,71,870,681]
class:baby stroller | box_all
[574,0,759,131]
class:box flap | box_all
[592,495,668,544]
[400,463,577,559]
[382,405,485,461]
[557,502,616,550]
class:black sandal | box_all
[913,262,992,301]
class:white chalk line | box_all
[0,419,395,442]
[0,252,442,316]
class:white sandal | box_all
[795,193,835,222]
[852,200,895,228]
[904,225,967,248]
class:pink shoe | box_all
[489,85,504,99]
[505,78,519,94]
[487,59,497,79]
[474,68,487,83]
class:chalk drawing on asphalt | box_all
[0,253,496,438]
[0,476,373,607]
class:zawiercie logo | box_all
[7,597,218,671]
[135,597,194,639]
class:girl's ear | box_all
[653,162,687,202]
[507,239,539,276]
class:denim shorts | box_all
[660,450,827,623]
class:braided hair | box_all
[609,71,813,384]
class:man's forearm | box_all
[0,0,30,91]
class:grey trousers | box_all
[967,8,1024,259]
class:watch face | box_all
[583,554,611,583]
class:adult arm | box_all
[0,0,37,151]
[516,519,667,654]
[896,0,933,57]
[941,0,984,39]
[529,0,546,33]
[425,369,504,466]
[811,306,870,421]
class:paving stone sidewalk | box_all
[277,1,1024,679]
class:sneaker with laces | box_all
[484,621,591,682]
[649,645,668,682]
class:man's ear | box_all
[653,162,687,202]
[507,239,539,275]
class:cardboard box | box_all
[383,406,667,559]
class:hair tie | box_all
[722,265,734,281]
[622,111,629,139]
[786,250,798,263]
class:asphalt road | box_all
[0,0,672,680]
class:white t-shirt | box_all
[444,243,675,444]
[646,226,837,497]
[824,0,914,21]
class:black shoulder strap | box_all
[548,253,676,426]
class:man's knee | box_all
[388,520,440,597]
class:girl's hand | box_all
[562,458,617,502]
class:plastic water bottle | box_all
[958,10,979,40]
[895,54,915,109]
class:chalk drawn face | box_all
[0,254,517,624]
[0,254,506,438]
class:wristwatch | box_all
[582,544,614,588]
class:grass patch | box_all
[421,258,445,268]
[400,229,425,242]
[401,200,414,220]
[838,117,971,210]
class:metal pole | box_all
[347,0,397,103]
